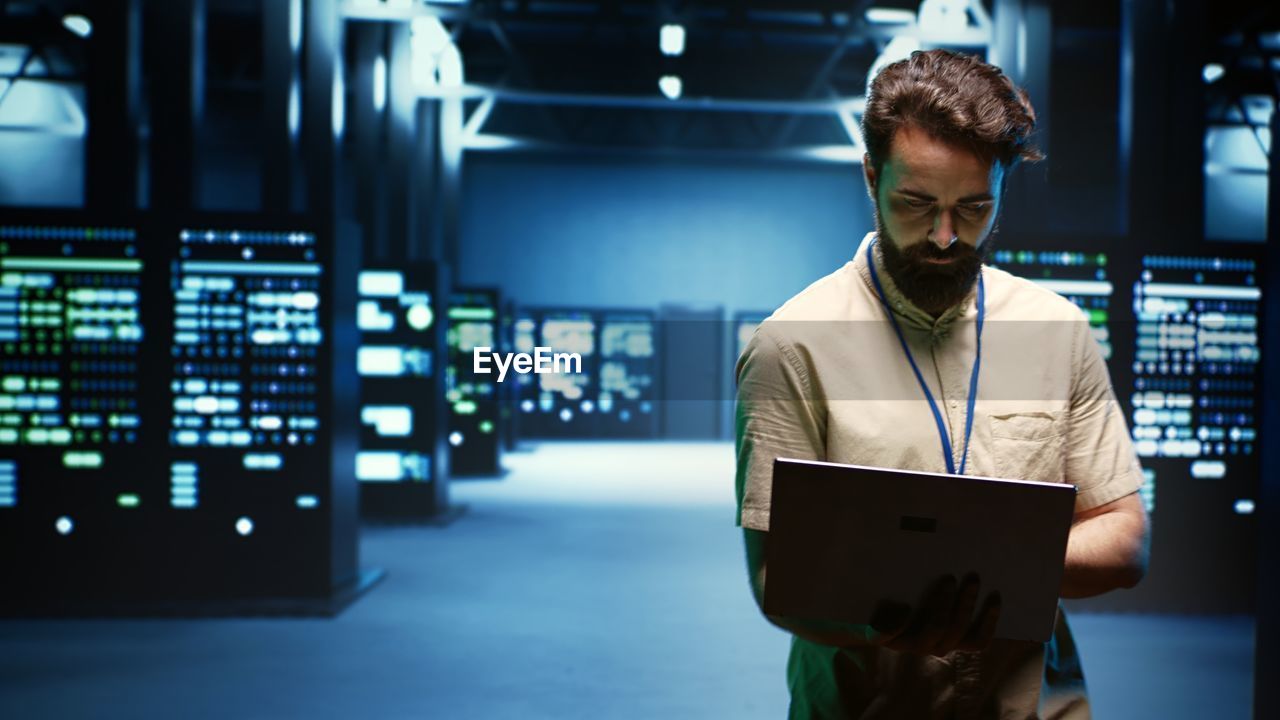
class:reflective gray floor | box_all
[0,442,1255,718]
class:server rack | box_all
[355,262,450,519]
[2,210,362,614]
[446,287,502,476]
[596,309,658,438]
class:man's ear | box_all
[863,155,877,199]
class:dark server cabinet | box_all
[596,310,658,439]
[1,211,361,614]
[989,240,1263,616]
[659,304,723,439]
[512,308,600,439]
[499,298,519,452]
[355,262,450,519]
[446,287,502,476]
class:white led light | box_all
[1203,63,1225,83]
[55,516,74,535]
[62,15,92,38]
[1234,499,1255,515]
[1190,460,1226,480]
[288,80,301,139]
[358,346,405,376]
[865,8,916,24]
[449,431,464,447]
[361,406,413,437]
[407,303,433,331]
[660,24,685,56]
[357,452,405,481]
[358,271,404,297]
[373,55,387,113]
[333,53,346,138]
[658,75,683,100]
[235,517,254,536]
[357,301,395,331]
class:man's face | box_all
[864,125,1005,316]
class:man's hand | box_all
[867,574,1002,657]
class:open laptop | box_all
[763,458,1077,644]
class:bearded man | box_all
[735,49,1149,719]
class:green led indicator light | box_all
[479,420,494,434]
[117,493,140,508]
[454,400,477,415]
[448,307,496,321]
[64,451,103,468]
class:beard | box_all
[874,211,994,317]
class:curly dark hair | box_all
[862,49,1043,176]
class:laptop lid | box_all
[762,458,1076,644]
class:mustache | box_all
[900,240,981,262]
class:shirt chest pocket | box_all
[989,411,1066,484]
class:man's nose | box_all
[931,210,957,249]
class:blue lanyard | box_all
[865,238,985,476]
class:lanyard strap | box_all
[865,238,985,476]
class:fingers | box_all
[912,574,958,655]
[935,573,980,653]
[958,590,1002,652]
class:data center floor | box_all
[1,442,1255,718]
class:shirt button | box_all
[950,400,959,408]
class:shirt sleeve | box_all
[1065,316,1144,512]
[734,323,827,531]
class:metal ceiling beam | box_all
[463,132,864,163]
[486,19,569,140]
[424,82,866,115]
[770,0,872,147]
[340,0,989,45]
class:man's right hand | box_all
[867,574,1002,657]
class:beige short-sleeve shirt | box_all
[735,232,1143,719]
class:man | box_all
[735,49,1149,719]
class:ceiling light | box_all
[659,75,682,100]
[865,8,916,24]
[660,24,685,56]
[373,55,387,112]
[62,14,92,38]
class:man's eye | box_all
[958,204,989,216]
[904,199,932,210]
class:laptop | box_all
[763,458,1077,644]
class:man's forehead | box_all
[882,126,1001,194]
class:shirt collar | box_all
[853,231,978,338]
